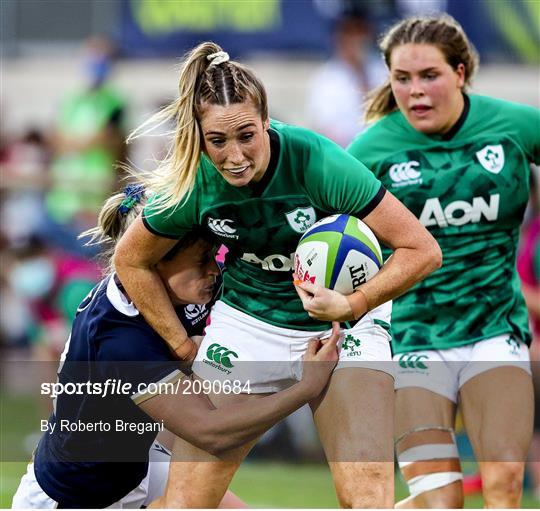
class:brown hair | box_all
[129,42,268,214]
[365,14,479,123]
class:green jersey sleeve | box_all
[507,101,540,164]
[142,185,200,239]
[300,130,384,216]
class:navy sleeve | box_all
[95,323,183,404]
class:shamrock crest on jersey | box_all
[476,144,505,174]
[285,207,316,233]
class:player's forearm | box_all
[113,217,197,359]
[203,383,313,454]
[115,263,192,357]
[354,241,441,313]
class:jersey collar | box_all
[396,93,471,143]
[440,93,470,141]
[107,274,139,317]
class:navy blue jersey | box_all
[34,270,222,508]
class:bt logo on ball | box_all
[349,264,367,290]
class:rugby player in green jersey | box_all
[348,15,540,509]
[113,43,441,508]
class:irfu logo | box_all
[204,343,238,375]
[342,334,362,357]
[476,144,505,174]
[398,354,428,370]
[295,211,311,230]
[285,207,316,233]
[505,335,520,356]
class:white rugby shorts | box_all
[192,300,393,393]
[393,334,531,402]
[11,442,170,509]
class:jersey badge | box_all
[184,304,208,325]
[476,144,505,174]
[388,160,422,188]
[285,207,316,233]
[207,217,239,239]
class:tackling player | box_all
[113,43,441,508]
[11,184,340,509]
[348,14,539,508]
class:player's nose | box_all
[409,77,425,97]
[226,142,245,165]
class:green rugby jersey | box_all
[144,120,384,330]
[348,94,540,353]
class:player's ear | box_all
[262,117,270,131]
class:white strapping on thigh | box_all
[398,443,459,467]
[408,472,463,496]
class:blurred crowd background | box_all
[1,0,539,503]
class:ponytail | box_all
[80,183,146,273]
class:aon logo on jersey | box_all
[420,194,499,228]
[242,253,294,271]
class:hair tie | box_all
[119,183,145,215]
[207,51,230,67]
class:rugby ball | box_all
[294,214,383,295]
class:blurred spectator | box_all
[305,8,386,146]
[518,167,540,499]
[43,36,126,256]
[5,236,101,361]
[0,128,51,245]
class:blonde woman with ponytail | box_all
[348,14,539,508]
[113,41,440,508]
[12,184,341,509]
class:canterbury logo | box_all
[398,354,428,370]
[389,161,422,187]
[207,218,238,238]
[206,343,238,368]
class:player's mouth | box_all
[202,279,215,293]
[410,104,433,117]
[223,165,250,177]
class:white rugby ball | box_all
[294,214,383,294]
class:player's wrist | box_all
[170,337,198,361]
[296,375,320,401]
[346,288,368,321]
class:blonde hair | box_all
[365,14,479,123]
[80,184,146,272]
[129,42,268,215]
